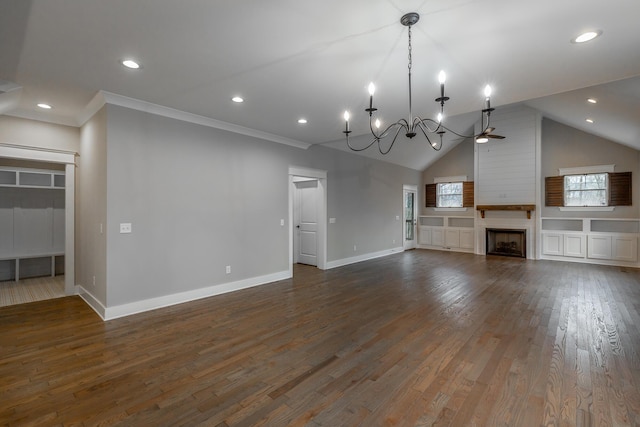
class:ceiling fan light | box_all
[476,136,489,143]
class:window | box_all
[564,173,608,206]
[545,171,631,208]
[426,181,474,208]
[437,182,463,208]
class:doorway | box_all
[288,166,327,274]
[0,144,76,296]
[403,185,418,250]
[293,178,319,266]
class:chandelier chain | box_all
[407,25,412,73]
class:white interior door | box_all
[403,187,417,250]
[294,179,318,266]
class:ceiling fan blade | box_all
[487,134,505,139]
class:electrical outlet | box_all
[280,219,285,226]
[92,276,96,286]
[120,223,132,234]
[354,245,357,252]
[226,265,231,274]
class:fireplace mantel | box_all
[476,204,536,219]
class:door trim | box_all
[288,166,327,274]
[403,184,418,251]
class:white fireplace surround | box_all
[476,214,535,260]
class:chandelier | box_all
[342,12,498,154]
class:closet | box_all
[0,167,65,281]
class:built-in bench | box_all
[0,252,65,282]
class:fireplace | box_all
[486,228,526,258]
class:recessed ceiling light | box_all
[297,118,308,124]
[586,118,594,123]
[571,30,602,43]
[121,59,141,69]
[37,103,52,109]
[231,96,244,103]
[587,98,597,104]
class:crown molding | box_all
[0,143,77,164]
[79,91,311,150]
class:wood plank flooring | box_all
[1,250,639,426]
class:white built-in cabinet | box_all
[541,218,638,266]
[0,168,66,281]
[418,216,475,253]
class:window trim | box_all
[558,164,614,176]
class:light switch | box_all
[329,218,336,224]
[120,223,132,234]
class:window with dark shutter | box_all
[426,181,474,208]
[545,172,632,207]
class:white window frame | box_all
[436,181,464,208]
[563,173,608,207]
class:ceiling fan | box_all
[475,127,505,143]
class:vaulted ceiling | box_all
[2,0,639,171]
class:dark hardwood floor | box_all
[1,250,639,426]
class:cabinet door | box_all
[587,235,612,259]
[564,234,585,258]
[445,229,460,248]
[418,227,432,246]
[612,235,638,262]
[459,229,474,249]
[432,229,444,247]
[542,233,563,256]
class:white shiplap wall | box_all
[476,105,538,204]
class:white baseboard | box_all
[326,247,404,269]
[76,285,107,320]
[76,270,291,321]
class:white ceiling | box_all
[2,0,639,171]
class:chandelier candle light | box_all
[343,12,499,154]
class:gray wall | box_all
[101,104,420,307]
[541,118,640,218]
[0,116,80,153]
[77,107,108,303]
[421,138,475,216]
